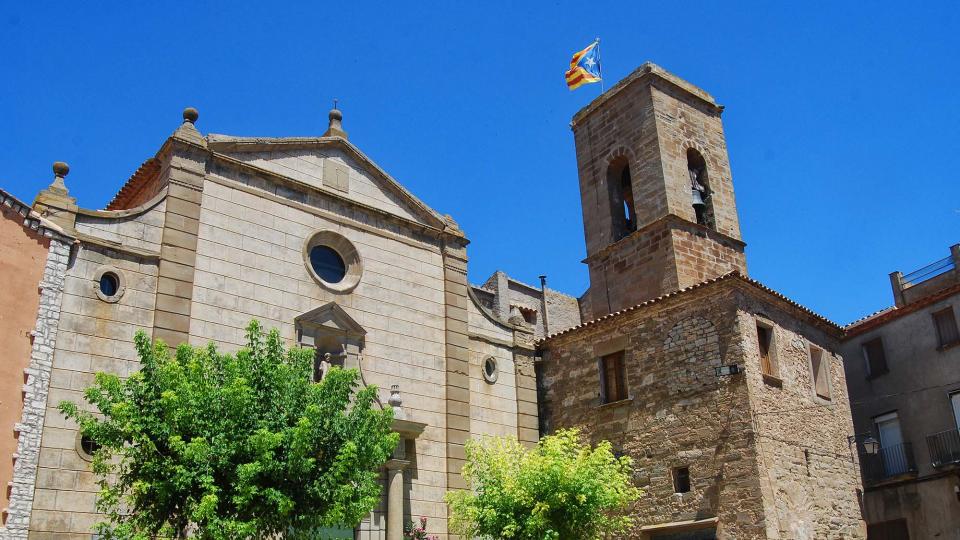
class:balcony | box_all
[860,442,918,485]
[927,429,960,468]
[890,244,960,307]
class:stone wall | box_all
[22,181,166,537]
[3,226,71,539]
[467,297,519,440]
[31,243,160,536]
[571,64,746,319]
[474,271,582,340]
[540,283,769,539]
[0,205,51,523]
[539,277,866,539]
[734,287,864,539]
[195,154,454,535]
[647,79,741,240]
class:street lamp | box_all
[848,434,881,455]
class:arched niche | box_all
[294,302,366,381]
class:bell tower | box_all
[573,63,747,319]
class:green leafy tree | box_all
[446,429,641,540]
[59,321,398,540]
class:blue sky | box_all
[2,1,957,325]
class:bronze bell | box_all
[691,188,706,208]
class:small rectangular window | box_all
[756,323,777,377]
[933,307,960,349]
[600,351,627,404]
[862,337,889,378]
[810,346,831,400]
[673,467,691,493]
[517,306,538,326]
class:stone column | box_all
[386,459,409,540]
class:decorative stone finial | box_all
[46,161,72,195]
[388,384,406,420]
[182,107,199,124]
[323,99,348,139]
[33,160,78,231]
[389,385,402,407]
[52,161,69,179]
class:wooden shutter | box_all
[601,352,626,403]
[757,325,773,376]
[810,347,831,400]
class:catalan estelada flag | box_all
[565,40,602,90]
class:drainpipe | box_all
[539,275,550,337]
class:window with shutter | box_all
[600,351,627,403]
[756,323,775,376]
[810,346,831,400]
[933,307,960,349]
[862,337,888,377]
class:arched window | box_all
[687,149,715,229]
[607,157,636,240]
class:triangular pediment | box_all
[295,302,366,338]
[207,135,447,230]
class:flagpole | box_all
[596,37,604,93]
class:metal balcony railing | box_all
[860,442,917,484]
[927,429,960,468]
[901,255,955,288]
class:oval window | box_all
[483,357,499,384]
[310,245,347,284]
[99,272,119,297]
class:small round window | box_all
[99,273,119,296]
[309,245,347,283]
[483,357,499,384]
[303,230,362,292]
[93,266,125,303]
[77,432,101,461]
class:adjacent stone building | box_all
[537,64,865,539]
[0,62,868,539]
[840,243,960,539]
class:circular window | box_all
[77,432,101,461]
[303,230,362,292]
[100,273,119,296]
[309,245,347,283]
[482,357,499,384]
[93,266,125,303]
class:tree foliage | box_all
[59,321,398,539]
[446,429,641,540]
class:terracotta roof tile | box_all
[539,271,842,343]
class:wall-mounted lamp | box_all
[848,434,880,455]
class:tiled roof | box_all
[844,282,960,337]
[539,271,842,343]
[844,306,897,329]
[105,158,161,210]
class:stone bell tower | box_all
[573,63,747,319]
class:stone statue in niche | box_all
[314,349,346,382]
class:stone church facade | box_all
[0,63,865,539]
